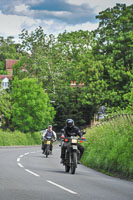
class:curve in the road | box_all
[16,150,78,195]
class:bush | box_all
[0,130,41,146]
[81,115,133,179]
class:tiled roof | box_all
[0,75,12,80]
[6,59,18,69]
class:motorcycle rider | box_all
[60,119,85,164]
[41,125,57,154]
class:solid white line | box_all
[25,169,40,177]
[47,180,78,195]
[17,158,20,162]
[17,163,24,168]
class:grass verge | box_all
[0,130,41,146]
[81,116,133,180]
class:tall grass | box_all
[0,130,41,146]
[81,116,133,180]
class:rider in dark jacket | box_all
[60,119,84,163]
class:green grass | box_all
[0,130,41,146]
[81,117,133,180]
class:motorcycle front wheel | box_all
[71,151,77,174]
[45,145,49,158]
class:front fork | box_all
[66,145,78,165]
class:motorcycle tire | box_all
[45,146,49,158]
[71,151,77,174]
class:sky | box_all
[0,0,132,42]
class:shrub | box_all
[81,115,133,179]
[0,130,41,146]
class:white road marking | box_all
[17,163,24,168]
[47,180,78,195]
[17,158,20,162]
[17,150,79,195]
[25,169,40,177]
[24,152,29,155]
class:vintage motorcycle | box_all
[44,136,52,158]
[60,134,86,174]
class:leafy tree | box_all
[16,27,61,95]
[0,84,11,128]
[53,85,87,130]
[13,4,133,129]
[92,3,133,110]
[123,82,133,114]
[10,78,56,132]
[0,36,22,71]
[15,28,108,128]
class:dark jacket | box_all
[64,126,82,137]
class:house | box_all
[0,76,12,89]
[0,59,18,89]
[70,81,84,88]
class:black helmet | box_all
[66,119,74,128]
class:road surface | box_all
[0,144,133,200]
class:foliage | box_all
[1,4,132,130]
[0,70,9,75]
[0,84,11,127]
[93,3,133,110]
[123,82,133,114]
[10,78,56,132]
[0,129,41,146]
[81,115,133,179]
[0,36,22,70]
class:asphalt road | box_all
[0,144,133,200]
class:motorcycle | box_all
[60,135,86,174]
[44,136,52,158]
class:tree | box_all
[0,84,11,128]
[16,27,61,95]
[123,82,133,114]
[10,78,56,132]
[92,3,133,110]
[15,28,107,128]
[0,36,22,71]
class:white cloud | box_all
[0,11,41,41]
[41,20,99,37]
[0,0,132,42]
[67,0,133,13]
[67,0,89,6]
[64,21,99,33]
[15,4,29,13]
[50,11,71,17]
[35,10,71,17]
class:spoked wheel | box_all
[71,151,77,174]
